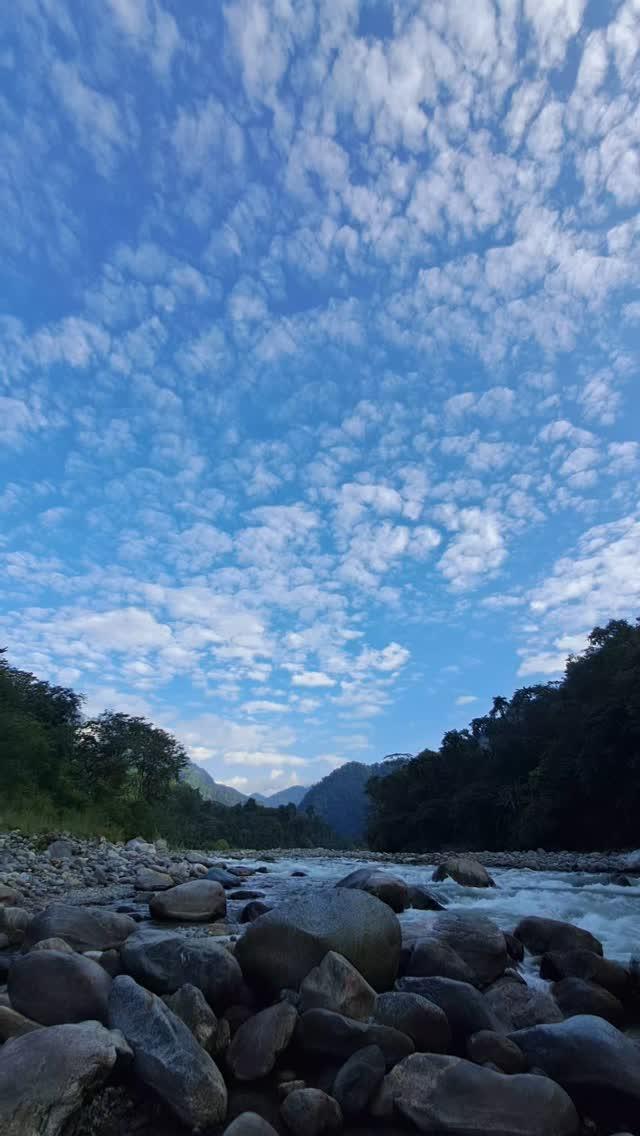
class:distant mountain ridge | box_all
[300,756,412,841]
[182,763,308,809]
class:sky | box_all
[1,0,639,797]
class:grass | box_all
[0,795,127,843]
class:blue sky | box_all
[1,0,639,796]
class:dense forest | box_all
[368,619,640,852]
[0,649,338,849]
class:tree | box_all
[76,711,188,802]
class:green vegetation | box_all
[0,649,339,849]
[301,756,411,840]
[368,619,640,852]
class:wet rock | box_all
[9,948,111,1026]
[385,1052,578,1135]
[24,904,136,952]
[552,977,625,1026]
[241,900,272,923]
[397,976,498,1049]
[299,950,377,1021]
[0,1021,130,1136]
[207,866,242,888]
[47,839,74,860]
[224,1114,279,1135]
[134,867,174,891]
[230,889,266,901]
[485,976,563,1031]
[540,950,631,998]
[228,1002,297,1080]
[336,867,409,912]
[504,932,525,963]
[297,1007,413,1065]
[0,906,30,945]
[427,911,508,988]
[236,888,401,994]
[280,1088,342,1135]
[406,939,477,985]
[408,885,447,911]
[108,974,228,1129]
[432,856,495,888]
[291,870,307,877]
[149,879,227,921]
[0,1004,40,1041]
[514,917,603,957]
[467,1030,528,1074]
[374,991,451,1052]
[121,928,243,1010]
[164,983,221,1052]
[333,1044,385,1116]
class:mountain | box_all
[181,763,248,807]
[300,756,412,842]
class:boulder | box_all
[9,949,111,1026]
[484,976,563,1031]
[108,975,228,1129]
[0,885,22,907]
[24,904,136,952]
[408,885,447,911]
[0,1021,130,1136]
[426,912,508,988]
[406,939,477,985]
[224,1115,279,1135]
[333,1044,385,1116]
[207,866,242,888]
[336,868,409,912]
[121,929,243,1010]
[374,991,451,1053]
[0,1005,41,1041]
[134,867,174,891]
[47,839,74,860]
[235,888,401,994]
[241,900,271,923]
[0,907,30,945]
[296,1008,413,1066]
[385,1053,578,1135]
[514,917,603,957]
[511,1015,640,1125]
[125,837,155,853]
[467,1030,528,1074]
[552,978,625,1026]
[228,1002,297,1081]
[432,857,495,888]
[230,890,266,901]
[299,951,377,1021]
[149,879,227,922]
[280,1088,342,1136]
[164,983,220,1051]
[540,950,631,999]
[397,977,498,1049]
[504,932,525,963]
[30,936,75,953]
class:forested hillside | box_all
[368,620,640,852]
[0,650,338,849]
[181,763,247,806]
[301,756,411,840]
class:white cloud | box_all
[242,700,290,714]
[437,508,507,590]
[456,694,478,706]
[291,671,335,688]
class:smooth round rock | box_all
[375,991,451,1052]
[336,868,409,912]
[299,950,377,1021]
[9,949,112,1025]
[228,1002,297,1081]
[121,929,243,1010]
[333,1044,385,1116]
[514,917,602,957]
[432,857,495,888]
[280,1088,342,1136]
[149,879,227,922]
[224,1115,279,1135]
[24,904,136,952]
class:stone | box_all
[125,837,155,853]
[134,867,174,891]
[207,866,242,888]
[408,885,447,911]
[540,950,631,998]
[108,974,228,1130]
[485,976,563,1031]
[333,1044,385,1116]
[336,867,409,912]
[30,936,75,953]
[149,879,227,921]
[280,1088,342,1136]
[552,978,625,1026]
[224,1115,279,1135]
[467,1030,528,1074]
[374,991,451,1052]
[299,950,377,1021]
[236,888,401,994]
[241,900,272,923]
[228,1002,297,1080]
[9,949,112,1026]
[385,1053,578,1135]
[514,917,603,957]
[432,856,495,888]
[24,904,136,952]
[0,1005,41,1041]
[406,939,477,985]
[0,906,30,945]
[0,1021,130,1136]
[511,1015,640,1126]
[427,912,508,988]
[230,889,266,901]
[397,977,498,1049]
[0,885,22,906]
[296,1008,413,1065]
[504,932,525,963]
[47,839,74,860]
[164,983,220,1051]
[121,928,243,1010]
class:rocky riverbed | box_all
[2,831,640,1136]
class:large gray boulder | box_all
[426,912,508,988]
[224,1115,279,1135]
[0,907,30,944]
[24,904,136,952]
[0,884,22,906]
[432,857,495,888]
[299,951,377,1021]
[552,977,625,1026]
[484,976,563,1031]
[135,867,174,891]
[164,983,221,1052]
[374,991,451,1052]
[397,976,498,1049]
[0,1005,41,1041]
[296,1007,413,1066]
[540,950,631,998]
[333,1044,385,1116]
[406,939,477,985]
[108,975,227,1129]
[467,1030,528,1074]
[207,866,242,888]
[280,1088,342,1135]
[336,868,409,913]
[511,1015,640,1123]
[408,885,447,911]
[514,917,603,957]
[236,888,401,994]
[228,1002,297,1081]
[149,879,227,922]
[0,1021,130,1136]
[8,949,111,1026]
[121,928,243,1010]
[385,1053,579,1135]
